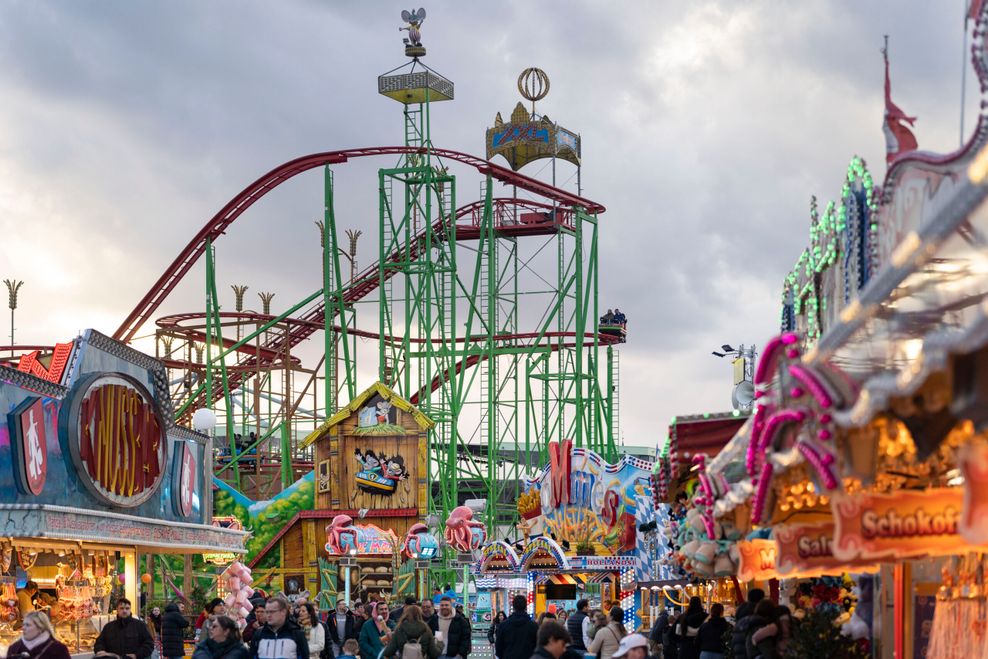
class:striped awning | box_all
[584,572,617,584]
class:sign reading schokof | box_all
[831,488,967,562]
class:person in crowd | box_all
[660,610,678,659]
[695,603,730,659]
[337,639,359,659]
[192,615,249,659]
[297,603,325,659]
[729,589,764,659]
[428,596,470,659]
[537,613,556,625]
[420,601,437,631]
[382,605,440,659]
[674,597,705,659]
[327,601,357,656]
[556,610,568,624]
[495,595,538,659]
[94,598,155,659]
[566,600,592,654]
[748,603,789,659]
[743,600,778,659]
[610,634,648,659]
[358,601,393,659]
[17,581,39,616]
[196,599,227,634]
[600,310,614,325]
[7,611,71,659]
[647,609,668,658]
[528,621,570,659]
[588,612,607,642]
[148,607,163,639]
[488,612,507,646]
[250,595,309,659]
[351,602,367,638]
[391,596,418,625]
[244,601,268,644]
[587,606,627,659]
[161,600,190,659]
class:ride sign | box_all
[736,539,777,582]
[61,372,167,508]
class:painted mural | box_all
[519,440,654,556]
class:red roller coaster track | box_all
[113,146,604,345]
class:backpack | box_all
[402,635,425,659]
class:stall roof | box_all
[0,504,247,554]
[805,153,988,427]
[667,411,748,457]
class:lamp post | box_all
[4,279,23,357]
[341,549,357,606]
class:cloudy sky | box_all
[0,1,979,450]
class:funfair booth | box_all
[0,330,246,657]
[483,440,663,627]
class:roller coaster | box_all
[3,51,624,536]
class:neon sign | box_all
[16,342,74,384]
[62,373,167,508]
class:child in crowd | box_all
[339,638,360,659]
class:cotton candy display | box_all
[221,561,255,628]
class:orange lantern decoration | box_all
[141,573,152,585]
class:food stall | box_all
[0,330,246,657]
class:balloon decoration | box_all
[221,561,255,629]
[141,573,152,585]
[118,574,126,584]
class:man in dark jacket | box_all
[161,601,190,659]
[730,588,764,659]
[566,600,590,654]
[421,600,438,629]
[250,595,310,659]
[529,621,570,659]
[495,596,538,659]
[428,597,471,659]
[94,598,155,659]
[327,601,358,656]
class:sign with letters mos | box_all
[736,539,777,582]
[9,397,48,496]
[63,372,167,508]
[832,488,970,562]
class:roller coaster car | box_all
[518,211,558,227]
[598,321,627,343]
[355,470,398,494]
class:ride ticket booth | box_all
[0,330,246,658]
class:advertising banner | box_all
[831,488,966,562]
[736,539,777,582]
[776,520,877,578]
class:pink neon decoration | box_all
[751,462,774,525]
[790,387,805,398]
[818,429,832,441]
[797,442,839,490]
[755,336,787,385]
[755,409,807,456]
[781,333,799,345]
[746,403,769,477]
[788,364,834,409]
[786,348,800,359]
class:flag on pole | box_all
[882,36,918,164]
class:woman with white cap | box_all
[609,634,648,659]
